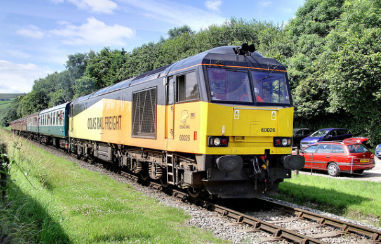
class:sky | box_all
[0,0,305,93]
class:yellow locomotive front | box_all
[163,45,304,198]
[68,44,304,198]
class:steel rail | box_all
[260,199,381,242]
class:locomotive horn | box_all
[248,43,255,53]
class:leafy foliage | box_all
[3,1,381,145]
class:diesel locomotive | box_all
[11,44,304,198]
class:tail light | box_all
[208,136,229,147]
[273,137,292,147]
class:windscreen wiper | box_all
[254,65,278,83]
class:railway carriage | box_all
[68,45,304,198]
[39,102,70,147]
[26,112,40,140]
[10,118,23,134]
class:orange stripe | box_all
[200,63,287,72]
[129,62,287,87]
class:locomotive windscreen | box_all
[207,67,290,104]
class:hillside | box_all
[0,93,25,101]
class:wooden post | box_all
[294,148,300,177]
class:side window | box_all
[177,72,200,102]
[332,145,344,153]
[296,130,303,136]
[329,130,337,137]
[304,145,318,153]
[167,77,174,105]
[316,144,332,153]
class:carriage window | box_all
[177,72,200,102]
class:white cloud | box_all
[50,17,135,46]
[118,0,226,31]
[50,0,117,13]
[260,0,272,7]
[16,25,44,39]
[6,50,30,59]
[0,61,52,93]
[68,0,118,13]
[57,20,71,26]
[205,0,222,12]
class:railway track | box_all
[7,132,381,244]
[81,154,381,244]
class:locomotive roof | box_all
[72,46,286,103]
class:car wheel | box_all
[327,163,340,177]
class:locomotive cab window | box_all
[176,72,200,102]
[251,71,290,104]
[207,68,253,102]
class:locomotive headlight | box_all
[208,136,229,147]
[214,138,221,146]
[282,138,288,146]
[274,137,292,147]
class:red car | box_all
[343,131,370,145]
[295,142,375,176]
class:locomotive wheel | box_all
[131,159,143,174]
[187,187,200,198]
[140,169,149,180]
[160,177,169,187]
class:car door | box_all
[312,144,332,170]
[301,144,318,168]
[330,144,346,169]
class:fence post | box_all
[0,143,9,202]
[294,148,300,177]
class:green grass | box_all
[0,130,226,243]
[0,100,12,109]
[275,174,381,226]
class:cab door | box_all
[165,76,175,140]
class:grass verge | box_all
[0,130,226,243]
[275,173,381,226]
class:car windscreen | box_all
[347,144,370,153]
[310,129,329,137]
[207,68,253,102]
